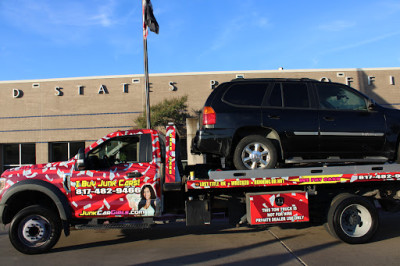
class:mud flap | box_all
[185,199,211,226]
[246,191,310,225]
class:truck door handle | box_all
[128,172,142,178]
[268,114,280,120]
[323,116,335,122]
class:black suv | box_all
[191,78,400,170]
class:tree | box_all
[134,95,190,134]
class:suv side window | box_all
[223,83,268,106]
[268,83,282,107]
[316,83,367,111]
[282,82,310,108]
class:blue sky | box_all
[1,0,400,81]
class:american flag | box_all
[142,0,159,39]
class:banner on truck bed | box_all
[187,171,400,190]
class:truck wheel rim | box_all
[241,142,270,169]
[339,204,372,237]
[18,215,51,247]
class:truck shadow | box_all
[370,210,400,243]
[51,222,276,253]
[51,211,400,255]
[268,210,400,243]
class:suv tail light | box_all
[202,106,216,126]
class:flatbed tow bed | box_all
[186,163,400,240]
[1,124,400,254]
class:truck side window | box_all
[86,134,152,170]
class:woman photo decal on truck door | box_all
[127,184,159,216]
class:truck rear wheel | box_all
[327,194,378,244]
[9,205,62,254]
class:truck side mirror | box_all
[75,147,86,171]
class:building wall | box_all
[1,67,400,170]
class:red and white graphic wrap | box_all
[187,172,400,190]
[165,124,180,183]
[1,129,163,218]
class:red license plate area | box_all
[247,192,309,225]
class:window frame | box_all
[49,141,86,162]
[2,143,36,171]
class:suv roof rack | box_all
[230,77,319,82]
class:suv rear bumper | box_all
[191,129,233,157]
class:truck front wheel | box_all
[327,194,378,244]
[9,205,62,254]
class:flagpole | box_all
[142,0,151,129]
[143,34,151,129]
[142,0,158,129]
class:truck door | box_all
[69,132,162,218]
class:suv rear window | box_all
[223,83,268,106]
[265,82,310,108]
[282,82,309,108]
[269,83,283,107]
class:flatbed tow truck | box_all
[1,124,400,254]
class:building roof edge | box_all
[1,67,400,84]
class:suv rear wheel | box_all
[233,135,277,170]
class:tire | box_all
[9,205,62,254]
[233,135,277,170]
[327,194,379,244]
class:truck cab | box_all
[0,125,182,254]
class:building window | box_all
[49,142,85,162]
[3,143,36,171]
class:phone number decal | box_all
[358,174,400,180]
[75,187,141,195]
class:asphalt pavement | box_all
[0,211,399,265]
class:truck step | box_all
[75,222,152,230]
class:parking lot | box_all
[0,211,399,265]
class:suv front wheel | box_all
[233,135,277,170]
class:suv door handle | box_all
[127,172,142,178]
[323,116,335,122]
[268,114,280,120]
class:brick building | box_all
[1,67,399,171]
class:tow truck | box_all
[1,124,400,254]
